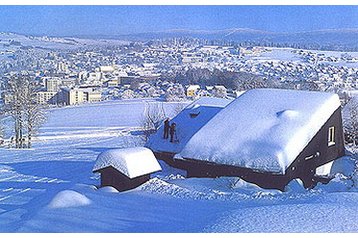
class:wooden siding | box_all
[95,166,150,192]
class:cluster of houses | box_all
[32,71,234,106]
[93,88,345,191]
[2,38,358,107]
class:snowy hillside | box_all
[0,99,358,232]
[0,32,128,51]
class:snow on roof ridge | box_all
[185,96,232,108]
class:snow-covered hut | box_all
[174,89,345,190]
[93,147,161,191]
[145,97,232,166]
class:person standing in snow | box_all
[163,118,170,139]
[169,122,176,143]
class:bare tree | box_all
[1,74,46,148]
[2,75,25,148]
[164,83,186,102]
[172,102,187,116]
[141,102,166,141]
[121,89,135,99]
[22,78,47,148]
[0,120,5,146]
[343,97,358,146]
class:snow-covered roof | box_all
[146,97,232,154]
[176,89,341,174]
[100,66,115,72]
[93,147,161,179]
[214,85,227,90]
[187,85,201,91]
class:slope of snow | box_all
[0,98,357,232]
[93,147,161,178]
[247,48,303,63]
[177,89,341,174]
[146,97,232,154]
[204,200,358,232]
[0,32,128,50]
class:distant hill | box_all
[87,28,358,51]
[0,32,129,50]
[1,28,358,51]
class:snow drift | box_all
[48,190,92,209]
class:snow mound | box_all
[140,178,213,200]
[231,178,263,190]
[93,147,162,179]
[284,179,306,193]
[162,174,186,180]
[98,186,119,193]
[276,109,299,119]
[140,177,280,201]
[177,89,341,174]
[330,155,357,177]
[316,174,354,192]
[48,190,92,209]
[230,178,282,196]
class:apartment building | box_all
[60,87,102,105]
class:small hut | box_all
[93,147,161,191]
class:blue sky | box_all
[0,5,357,36]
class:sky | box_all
[0,5,357,36]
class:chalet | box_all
[186,85,201,97]
[212,85,227,95]
[92,147,162,191]
[147,89,345,190]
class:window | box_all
[189,112,200,118]
[328,126,335,146]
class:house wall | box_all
[97,167,150,191]
[154,107,345,191]
[284,107,345,188]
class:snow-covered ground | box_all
[0,32,128,51]
[0,99,358,232]
[245,47,358,68]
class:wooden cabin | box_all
[93,147,161,191]
[148,89,345,190]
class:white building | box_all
[60,87,102,105]
[186,85,201,97]
[36,91,58,104]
